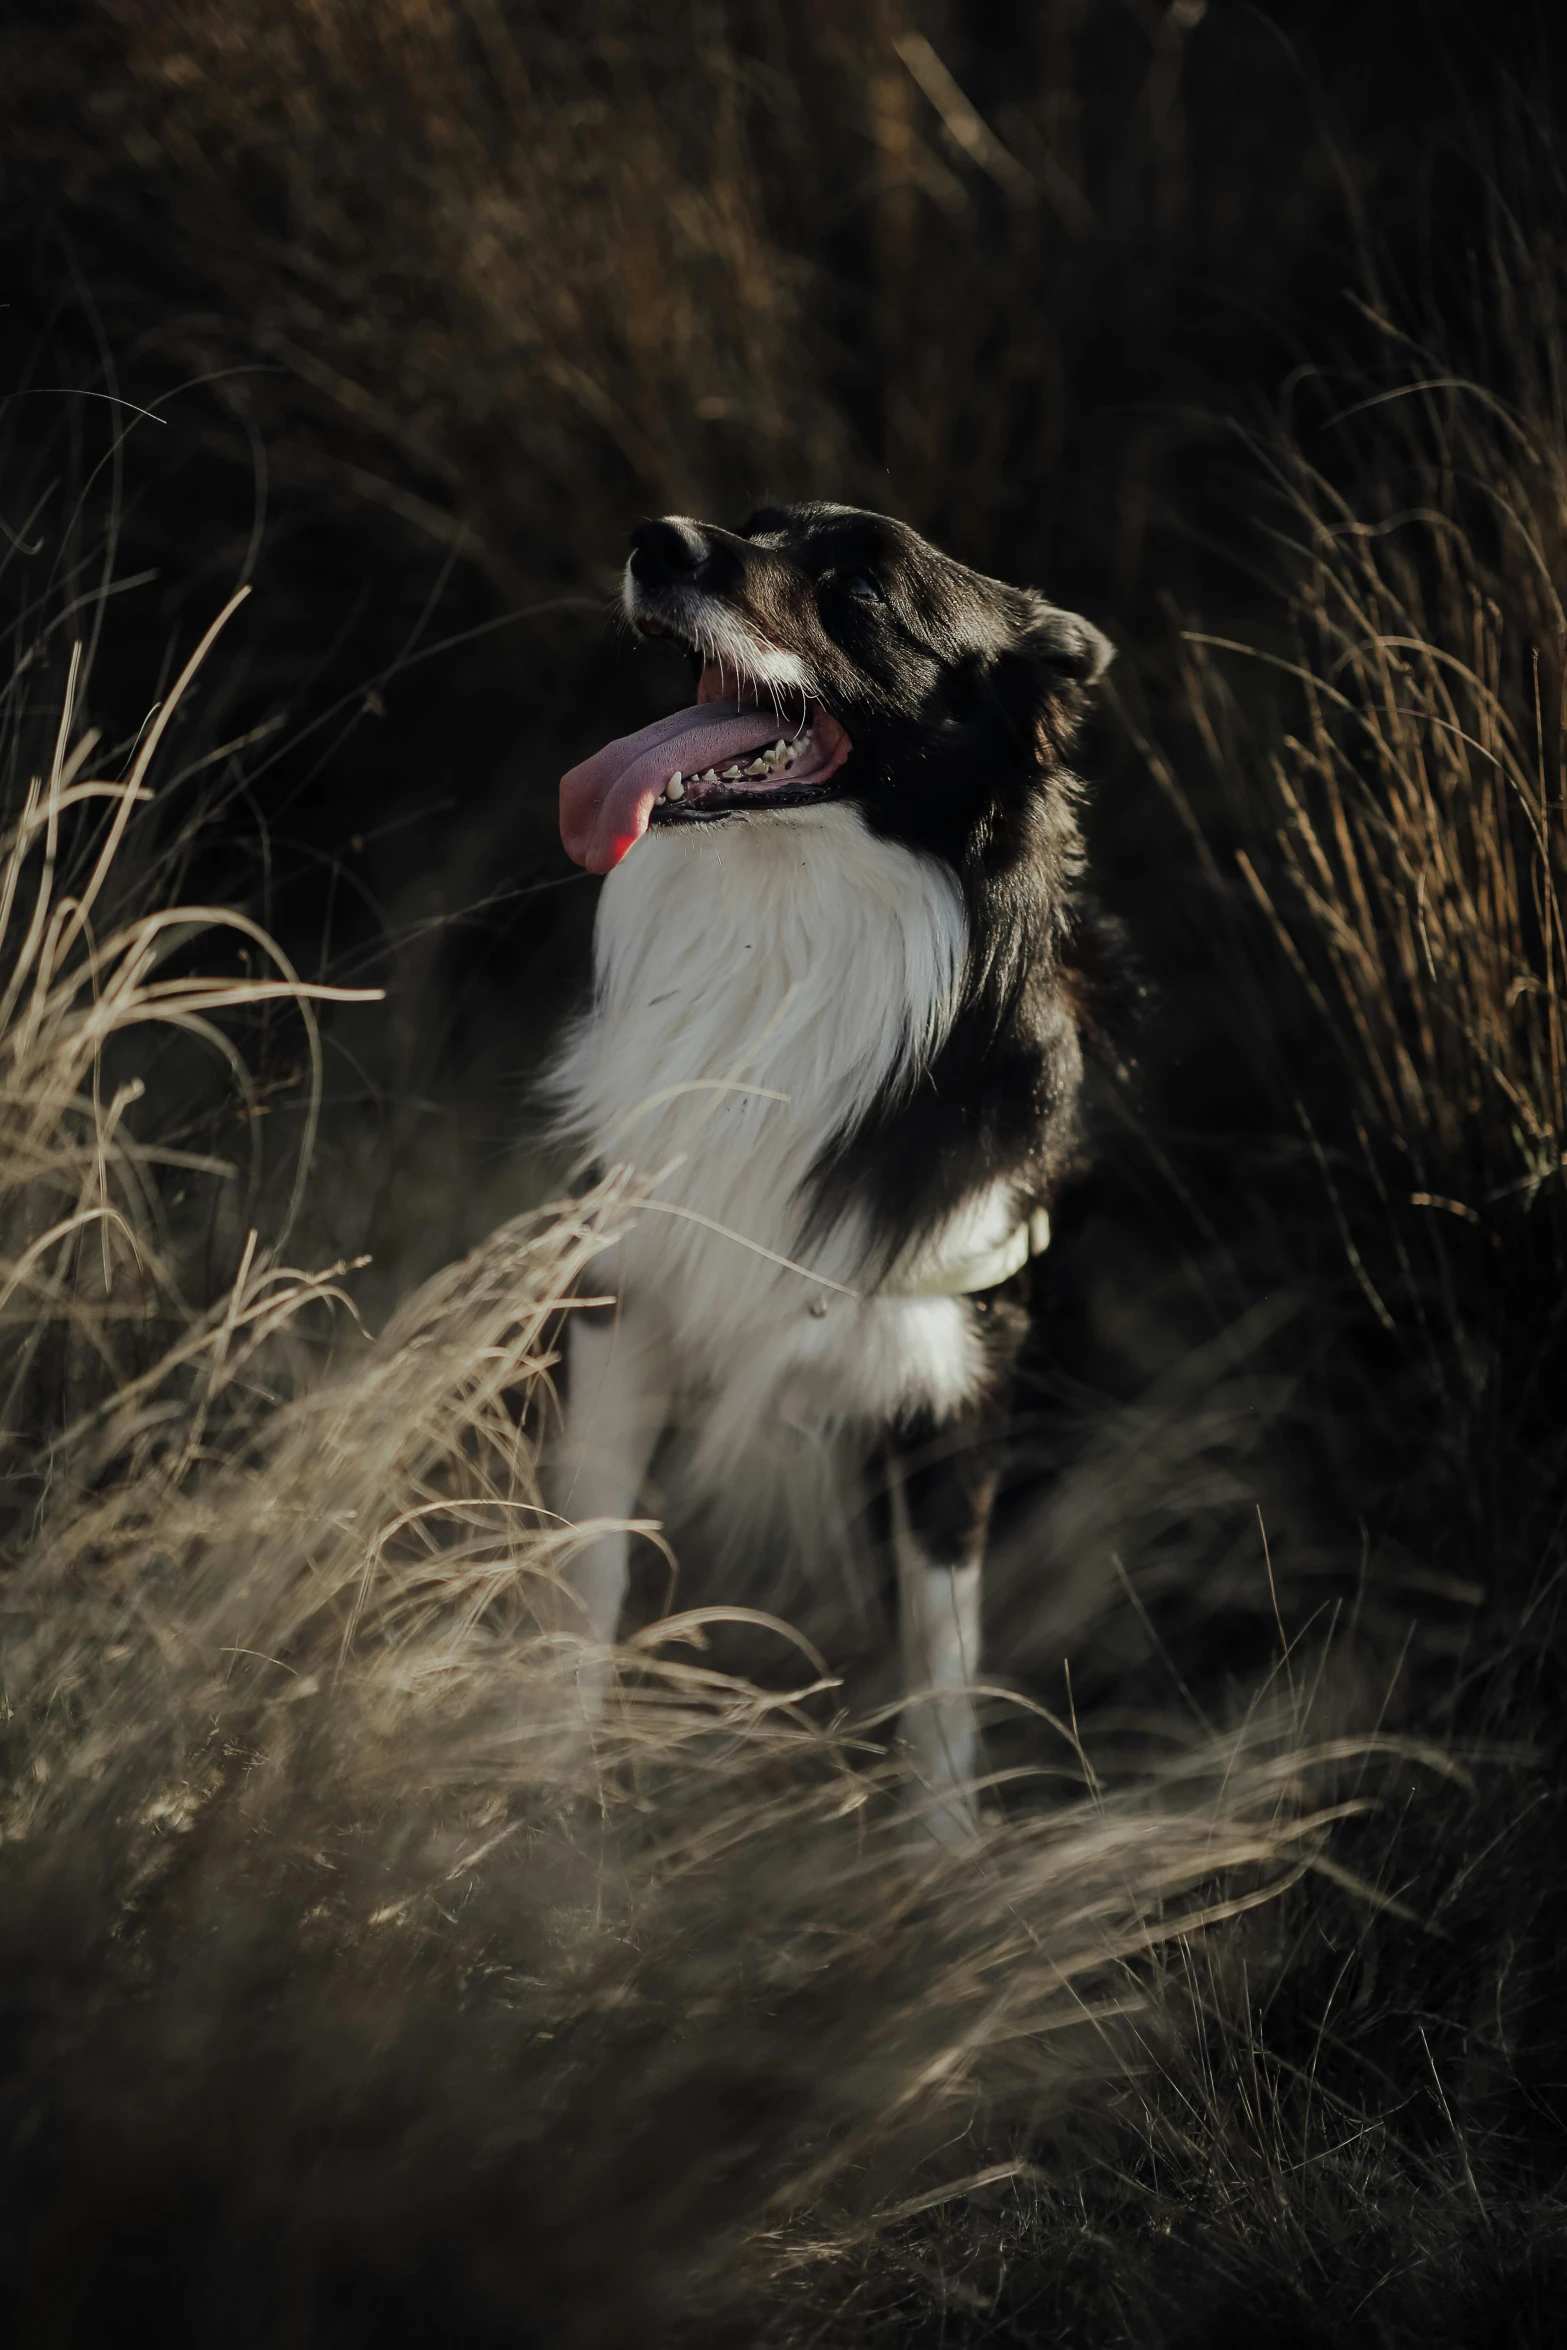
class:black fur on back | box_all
[626,499,1116,1274]
[709,501,1112,1268]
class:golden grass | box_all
[3,21,1563,2326]
[1177,247,1567,1246]
[0,554,1438,2319]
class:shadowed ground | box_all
[1,5,1565,2341]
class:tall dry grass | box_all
[1196,365,1567,1238]
[0,526,1453,2342]
[1152,146,1567,1625]
[3,9,1566,2338]
[13,0,1221,597]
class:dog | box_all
[548,502,1111,1838]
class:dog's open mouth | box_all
[560,640,851,874]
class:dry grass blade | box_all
[0,538,1442,2343]
[1185,325,1567,1239]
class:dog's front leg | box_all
[889,1413,1006,1844]
[549,1280,671,1722]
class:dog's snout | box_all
[629,516,710,586]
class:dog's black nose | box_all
[629,516,710,586]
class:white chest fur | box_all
[551,804,1007,1474]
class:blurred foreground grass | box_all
[1,4,1566,2342]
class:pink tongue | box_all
[560,700,789,874]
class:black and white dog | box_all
[550,503,1111,1838]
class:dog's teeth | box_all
[722,764,743,780]
[744,758,768,777]
[666,773,685,800]
[701,767,719,784]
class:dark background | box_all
[4,4,1567,2339]
[2,0,1559,1752]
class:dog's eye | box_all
[834,570,884,603]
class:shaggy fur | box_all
[549,504,1111,1832]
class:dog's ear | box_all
[981,595,1113,754]
[1021,597,1114,690]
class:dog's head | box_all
[559,501,1111,875]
